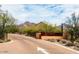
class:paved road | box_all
[0,34,78,54]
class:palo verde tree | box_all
[0,10,15,41]
[65,13,79,44]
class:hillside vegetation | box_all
[18,22,62,36]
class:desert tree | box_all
[0,10,15,41]
[65,13,79,44]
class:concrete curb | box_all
[1,40,14,44]
[44,40,79,54]
[52,42,79,54]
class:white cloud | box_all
[1,4,79,25]
[1,4,27,24]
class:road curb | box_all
[45,40,79,54]
[52,43,79,53]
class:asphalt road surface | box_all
[0,34,78,54]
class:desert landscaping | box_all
[0,4,79,54]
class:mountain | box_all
[18,21,45,28]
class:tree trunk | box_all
[2,18,6,41]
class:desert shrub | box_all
[65,42,75,46]
[5,25,19,33]
[46,39,56,42]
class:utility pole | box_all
[61,23,63,36]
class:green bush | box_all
[5,25,19,33]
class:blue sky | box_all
[1,4,79,25]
